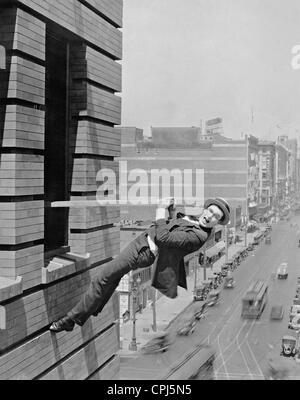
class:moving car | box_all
[277,263,288,279]
[177,315,197,336]
[224,271,235,289]
[194,304,208,321]
[141,331,172,354]
[270,305,284,320]
[193,282,210,301]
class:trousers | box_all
[67,232,156,326]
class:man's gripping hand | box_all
[156,197,176,220]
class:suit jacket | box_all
[148,217,212,298]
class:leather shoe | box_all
[49,316,75,333]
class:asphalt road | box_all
[120,218,300,380]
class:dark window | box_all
[44,29,69,252]
[0,45,5,69]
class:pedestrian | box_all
[49,197,231,333]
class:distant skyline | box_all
[120,0,300,141]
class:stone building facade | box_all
[0,0,122,380]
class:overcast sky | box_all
[120,0,300,140]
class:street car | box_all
[270,305,284,320]
[277,263,288,279]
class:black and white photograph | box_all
[0,0,300,382]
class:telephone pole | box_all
[225,225,229,263]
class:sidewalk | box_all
[118,228,266,358]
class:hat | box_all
[204,197,231,225]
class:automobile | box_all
[280,335,298,357]
[247,243,254,251]
[289,315,300,330]
[235,234,242,243]
[194,304,208,321]
[270,305,284,320]
[193,282,210,301]
[177,315,197,336]
[277,263,288,279]
[225,260,235,271]
[221,265,229,277]
[293,297,300,305]
[208,275,219,290]
[224,270,235,288]
[206,290,221,307]
[141,331,173,354]
[240,248,248,259]
[265,236,271,245]
[289,305,300,322]
[224,275,235,289]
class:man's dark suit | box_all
[67,216,212,326]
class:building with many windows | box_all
[119,126,262,226]
[258,140,276,209]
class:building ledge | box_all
[0,276,22,303]
[42,252,91,284]
[0,276,22,329]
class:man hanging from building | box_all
[49,197,231,333]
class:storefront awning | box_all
[206,240,226,258]
[249,202,258,208]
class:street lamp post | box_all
[203,245,207,281]
[243,213,248,247]
[151,288,157,332]
[194,257,198,294]
[129,274,141,351]
[225,225,229,263]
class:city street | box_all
[120,218,300,380]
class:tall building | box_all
[275,140,291,206]
[0,0,123,380]
[258,141,276,209]
[119,126,262,226]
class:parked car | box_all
[289,305,300,322]
[247,243,254,251]
[193,282,210,301]
[288,315,300,330]
[270,305,284,320]
[265,236,271,245]
[277,263,288,279]
[293,297,300,305]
